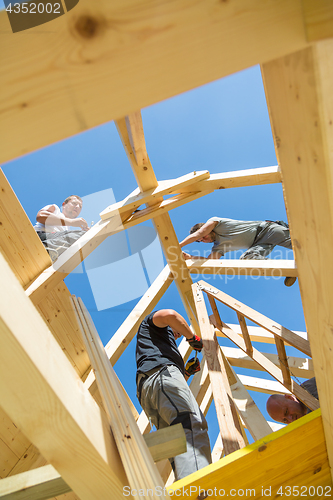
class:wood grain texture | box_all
[0,169,51,288]
[262,39,333,480]
[0,1,310,163]
[194,284,245,454]
[0,254,128,500]
[168,411,331,499]
[201,282,311,355]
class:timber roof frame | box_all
[0,1,333,499]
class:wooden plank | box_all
[71,297,169,498]
[100,170,210,220]
[227,361,273,441]
[84,265,173,398]
[117,114,200,334]
[193,283,245,454]
[188,259,297,277]
[211,318,319,411]
[200,282,311,356]
[301,0,333,41]
[262,39,333,479]
[217,322,308,345]
[236,374,289,395]
[0,1,310,164]
[143,424,186,463]
[236,313,253,356]
[0,169,51,289]
[0,253,128,499]
[0,465,70,500]
[222,346,314,379]
[7,445,47,478]
[274,337,291,388]
[179,166,281,192]
[168,411,331,499]
[36,285,90,378]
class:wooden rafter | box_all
[116,113,200,333]
[262,38,333,477]
[0,1,313,164]
[193,283,245,454]
[201,282,311,356]
[211,318,318,411]
[0,254,128,500]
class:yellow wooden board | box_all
[169,410,331,500]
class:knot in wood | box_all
[74,14,104,39]
[258,445,267,452]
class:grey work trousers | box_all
[240,222,292,260]
[37,230,86,260]
[138,365,212,481]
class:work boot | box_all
[284,276,297,287]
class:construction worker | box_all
[34,195,89,262]
[179,216,296,286]
[136,309,212,480]
[266,378,318,423]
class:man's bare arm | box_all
[152,309,193,340]
[179,220,218,248]
[36,205,89,230]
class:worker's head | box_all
[190,223,215,243]
[266,394,307,423]
[62,195,83,219]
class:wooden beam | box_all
[0,253,128,500]
[262,39,333,479]
[217,322,308,345]
[301,0,333,41]
[193,283,245,454]
[168,411,331,499]
[236,374,290,395]
[0,1,311,164]
[84,265,172,396]
[179,166,281,192]
[236,313,253,356]
[71,296,169,498]
[117,114,200,333]
[0,465,70,500]
[143,424,186,463]
[187,259,297,277]
[222,346,314,379]
[0,169,51,289]
[211,318,319,411]
[226,359,272,440]
[100,170,210,220]
[200,282,311,356]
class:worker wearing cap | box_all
[136,309,212,480]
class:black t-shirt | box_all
[136,312,185,376]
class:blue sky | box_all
[2,48,306,449]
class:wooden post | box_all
[193,283,245,455]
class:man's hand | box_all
[185,357,201,377]
[187,334,203,352]
[73,217,89,231]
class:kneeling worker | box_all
[136,309,212,480]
